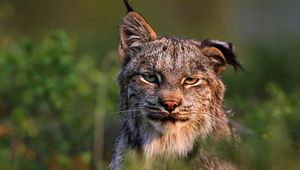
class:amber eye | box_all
[141,74,159,84]
[183,77,201,86]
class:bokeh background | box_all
[1,0,300,169]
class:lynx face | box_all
[120,38,222,134]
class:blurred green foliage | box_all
[236,84,300,169]
[0,0,300,169]
[0,32,101,170]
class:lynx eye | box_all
[183,77,202,86]
[141,73,159,84]
[184,77,199,85]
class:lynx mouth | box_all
[147,114,189,122]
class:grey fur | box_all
[109,8,241,170]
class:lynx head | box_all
[117,0,242,156]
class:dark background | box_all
[1,0,300,169]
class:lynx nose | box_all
[161,100,180,112]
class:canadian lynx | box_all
[109,0,242,169]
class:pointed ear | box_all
[200,39,243,74]
[119,12,157,63]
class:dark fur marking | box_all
[163,46,167,51]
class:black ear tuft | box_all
[123,0,134,13]
[201,39,243,71]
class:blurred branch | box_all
[92,75,106,170]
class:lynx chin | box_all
[109,0,243,169]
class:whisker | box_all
[101,107,145,117]
[119,108,143,113]
[114,106,160,115]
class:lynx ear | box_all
[200,39,243,74]
[119,11,157,63]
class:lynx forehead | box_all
[109,0,242,169]
[124,38,209,76]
